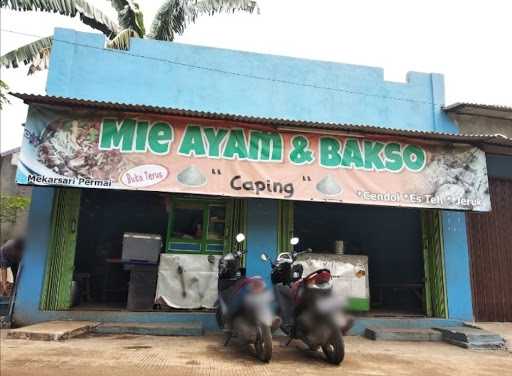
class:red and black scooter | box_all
[215,233,274,362]
[261,237,348,365]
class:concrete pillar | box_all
[245,199,278,286]
[13,187,55,324]
[442,211,474,321]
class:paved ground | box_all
[1,330,511,376]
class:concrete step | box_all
[434,326,506,350]
[364,327,442,342]
[95,322,204,336]
[7,321,99,341]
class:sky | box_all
[1,0,511,152]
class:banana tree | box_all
[0,0,258,74]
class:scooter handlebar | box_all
[292,248,312,260]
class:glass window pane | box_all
[171,205,203,240]
[208,206,225,241]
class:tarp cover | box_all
[296,254,369,300]
[155,254,220,309]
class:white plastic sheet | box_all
[155,254,221,309]
[296,254,369,299]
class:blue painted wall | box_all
[14,186,55,324]
[245,199,278,287]
[15,28,472,324]
[46,28,455,133]
[441,212,473,320]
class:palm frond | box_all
[27,46,51,74]
[106,0,145,37]
[150,0,258,42]
[149,0,185,41]
[1,0,119,36]
[106,0,129,12]
[0,80,10,109]
[0,36,53,70]
[106,28,138,50]
[193,0,258,17]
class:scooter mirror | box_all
[290,237,299,245]
[235,233,246,243]
[260,253,268,262]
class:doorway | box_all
[73,189,168,309]
[294,202,426,316]
[467,177,512,321]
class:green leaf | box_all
[150,0,258,42]
[0,80,9,109]
[1,0,119,36]
[106,28,138,50]
[0,195,31,224]
[0,36,53,70]
[149,0,185,41]
[193,0,258,16]
[107,0,145,37]
[107,0,130,12]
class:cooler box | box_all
[122,233,161,263]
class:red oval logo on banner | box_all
[121,164,168,188]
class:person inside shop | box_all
[175,215,203,240]
[0,237,25,296]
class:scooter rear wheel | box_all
[255,325,272,363]
[321,329,345,365]
[215,304,224,329]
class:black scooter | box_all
[261,237,347,365]
[215,233,274,362]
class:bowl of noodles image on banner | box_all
[316,175,343,196]
[19,115,65,180]
[22,117,134,183]
[176,165,208,187]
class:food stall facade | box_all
[9,28,488,328]
[13,98,491,325]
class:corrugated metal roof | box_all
[444,102,512,120]
[10,93,512,151]
[1,147,20,158]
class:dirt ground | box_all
[1,331,511,376]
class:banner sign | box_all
[17,105,491,211]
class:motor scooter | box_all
[215,233,274,362]
[261,237,348,365]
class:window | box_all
[167,198,226,254]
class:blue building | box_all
[10,28,512,332]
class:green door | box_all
[224,198,247,254]
[277,200,294,253]
[40,188,81,310]
[421,210,448,318]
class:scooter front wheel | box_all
[321,328,345,365]
[255,325,272,363]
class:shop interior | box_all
[73,189,168,309]
[73,189,227,311]
[73,189,425,315]
[294,202,426,316]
